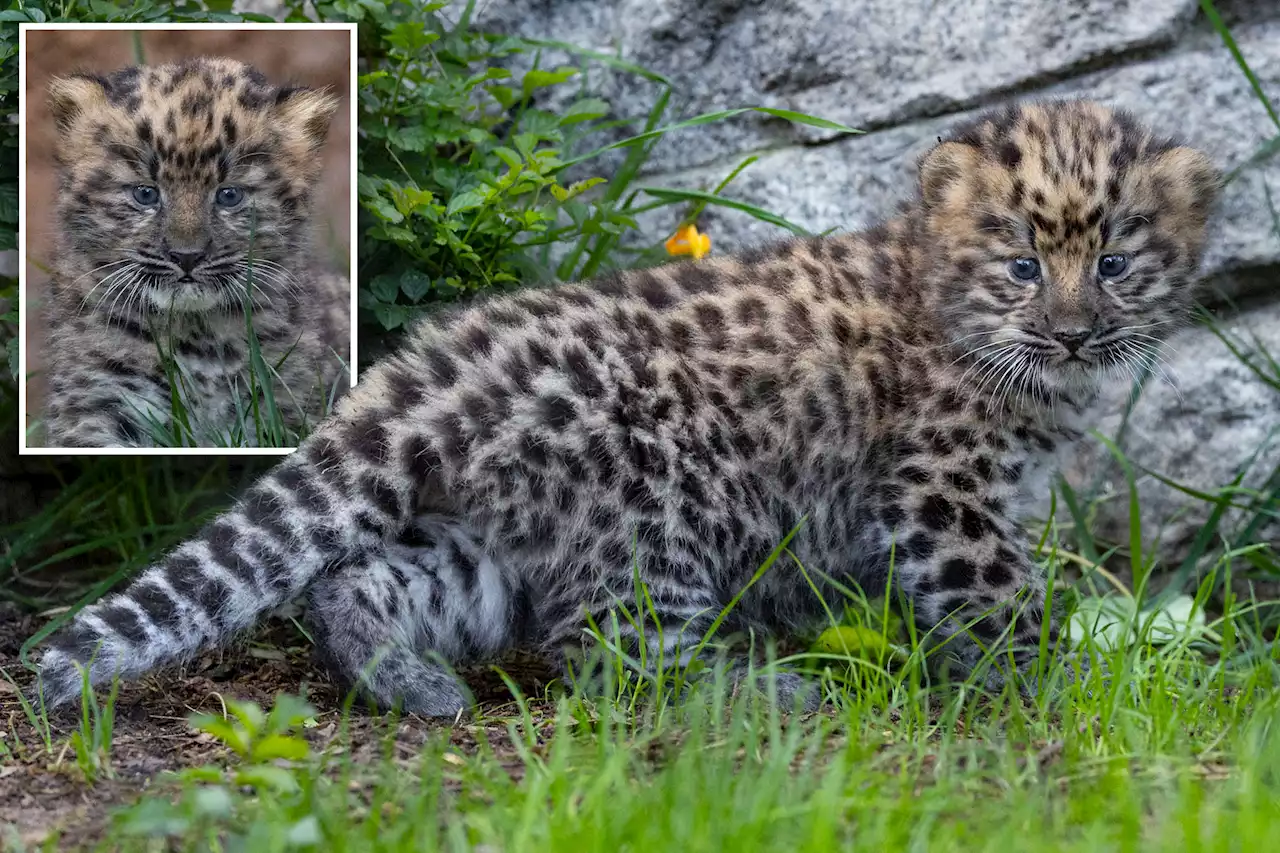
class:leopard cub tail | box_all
[33,426,411,709]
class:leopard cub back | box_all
[40,56,349,448]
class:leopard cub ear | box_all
[1150,146,1222,209]
[48,74,109,130]
[274,87,340,152]
[919,140,983,209]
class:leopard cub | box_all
[39,57,349,448]
[34,101,1219,715]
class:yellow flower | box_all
[664,224,711,260]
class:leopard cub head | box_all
[50,57,338,316]
[918,100,1220,399]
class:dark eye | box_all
[1098,253,1129,278]
[132,185,159,206]
[216,186,245,208]
[1009,257,1041,281]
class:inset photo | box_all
[18,23,356,453]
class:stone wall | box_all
[474,0,1280,566]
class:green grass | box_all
[140,675,1277,853]
[4,587,1278,851]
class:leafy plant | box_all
[284,0,857,359]
[116,695,322,844]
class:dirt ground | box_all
[0,603,560,850]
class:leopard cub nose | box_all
[1052,329,1090,353]
[169,250,206,274]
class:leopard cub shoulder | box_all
[41,56,349,448]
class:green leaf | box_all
[521,66,578,97]
[117,799,190,838]
[387,22,440,54]
[188,716,249,756]
[225,698,267,735]
[235,765,301,794]
[638,186,814,237]
[549,177,606,203]
[264,694,317,732]
[375,304,406,331]
[363,195,404,224]
[560,97,610,125]
[88,1,125,17]
[356,174,384,197]
[287,816,323,847]
[391,185,435,217]
[389,125,431,153]
[517,37,673,85]
[487,85,518,110]
[192,786,233,817]
[753,107,862,134]
[370,273,400,303]
[556,106,861,173]
[178,765,224,784]
[446,187,489,216]
[492,146,523,170]
[250,734,311,762]
[400,269,433,301]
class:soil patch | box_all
[0,603,559,849]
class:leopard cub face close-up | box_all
[36,56,350,449]
[922,103,1215,404]
[33,99,1220,718]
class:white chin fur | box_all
[146,285,223,314]
[1039,360,1102,394]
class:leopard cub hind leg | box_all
[306,517,523,717]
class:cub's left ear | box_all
[274,87,339,151]
[1149,146,1222,210]
[48,74,109,131]
[919,140,983,209]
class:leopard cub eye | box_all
[1097,253,1129,278]
[215,186,245,208]
[131,185,159,206]
[1008,257,1041,282]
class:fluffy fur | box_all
[34,101,1219,713]
[41,57,349,447]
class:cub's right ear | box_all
[919,140,982,209]
[48,74,109,130]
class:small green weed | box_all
[68,662,118,783]
[114,694,323,846]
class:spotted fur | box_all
[33,101,1220,713]
[40,57,348,447]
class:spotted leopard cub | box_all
[40,57,348,448]
[34,101,1218,714]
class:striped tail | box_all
[34,426,415,708]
